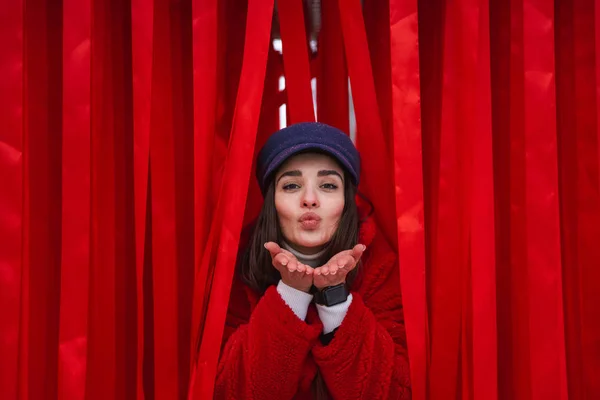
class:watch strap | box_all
[314,283,349,306]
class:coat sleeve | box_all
[311,253,411,399]
[214,281,322,400]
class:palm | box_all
[264,241,314,293]
[313,244,365,290]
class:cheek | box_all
[274,196,294,226]
[326,197,345,222]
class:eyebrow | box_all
[317,170,344,182]
[276,170,302,185]
[276,169,344,185]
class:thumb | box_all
[264,241,282,258]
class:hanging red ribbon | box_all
[189,0,274,398]
[278,0,314,123]
[317,0,348,132]
[523,1,568,398]
[0,1,24,399]
[21,0,63,398]
[191,0,218,368]
[469,1,498,398]
[336,0,397,249]
[427,2,467,395]
[149,0,196,397]
[59,0,91,398]
[131,1,153,397]
[389,1,428,400]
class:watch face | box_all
[324,285,348,306]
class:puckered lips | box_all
[298,212,321,230]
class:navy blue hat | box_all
[256,122,360,193]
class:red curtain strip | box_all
[337,0,398,249]
[131,0,153,397]
[87,1,137,398]
[278,0,315,123]
[21,1,63,398]
[389,2,428,400]
[189,1,274,398]
[427,1,468,397]
[149,0,195,398]
[59,0,91,398]
[0,0,23,398]
[469,0,498,399]
[191,0,218,374]
[523,0,568,398]
[317,0,349,132]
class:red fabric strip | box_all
[522,1,568,398]
[59,1,91,398]
[190,0,218,374]
[207,0,247,234]
[586,0,600,394]
[336,0,397,249]
[427,1,466,396]
[21,1,63,398]
[555,1,582,397]
[244,46,282,227]
[317,0,348,132]
[555,2,583,396]
[597,0,600,198]
[277,0,314,123]
[573,0,600,396]
[469,1,498,398]
[389,2,428,399]
[131,0,153,397]
[489,1,529,397]
[363,0,393,148]
[189,0,273,398]
[110,1,138,397]
[88,1,116,395]
[504,2,532,398]
[148,4,178,394]
[0,1,23,398]
[170,3,196,397]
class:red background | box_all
[0,0,599,399]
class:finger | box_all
[304,266,314,276]
[286,258,298,273]
[351,244,366,260]
[273,253,289,269]
[296,262,306,273]
[320,265,330,275]
[335,255,357,273]
[329,265,339,275]
[264,242,282,258]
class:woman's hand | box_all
[313,244,366,290]
[264,242,314,293]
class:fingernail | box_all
[264,243,268,249]
[361,244,367,251]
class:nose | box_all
[301,187,319,208]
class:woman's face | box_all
[274,153,345,254]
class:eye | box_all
[321,183,338,190]
[282,183,300,191]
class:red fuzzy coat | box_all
[214,216,411,399]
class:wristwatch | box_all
[314,283,349,307]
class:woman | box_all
[215,122,411,399]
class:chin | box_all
[295,232,331,249]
